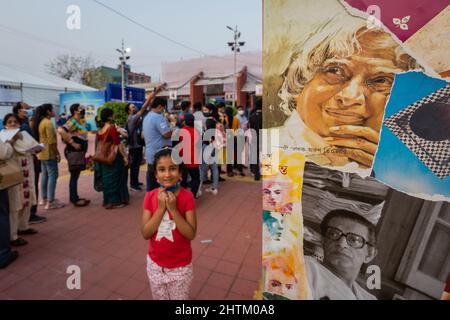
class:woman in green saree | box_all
[94,108,129,209]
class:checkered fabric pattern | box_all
[384,85,450,179]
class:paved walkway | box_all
[0,167,262,300]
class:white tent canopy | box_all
[0,63,96,110]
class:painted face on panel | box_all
[267,268,297,297]
[296,48,401,138]
[263,182,283,209]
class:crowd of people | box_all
[0,87,262,288]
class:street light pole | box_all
[227,26,245,108]
[233,34,237,109]
[117,39,131,103]
[121,41,125,102]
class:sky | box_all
[0,0,262,81]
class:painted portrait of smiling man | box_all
[265,2,419,176]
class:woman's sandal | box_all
[105,203,126,210]
[10,238,28,246]
[17,228,38,236]
[73,199,91,207]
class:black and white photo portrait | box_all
[301,162,450,300]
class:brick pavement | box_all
[0,166,262,300]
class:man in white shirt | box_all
[305,209,378,300]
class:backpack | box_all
[125,117,145,147]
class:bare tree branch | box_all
[45,53,97,84]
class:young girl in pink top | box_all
[141,147,197,300]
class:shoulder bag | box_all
[92,127,118,165]
[0,159,24,190]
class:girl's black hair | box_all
[204,103,215,112]
[153,147,185,175]
[99,108,114,128]
[211,105,220,122]
[31,103,53,141]
[225,106,234,128]
[12,102,24,116]
[70,103,80,116]
[193,102,202,111]
[3,113,20,127]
